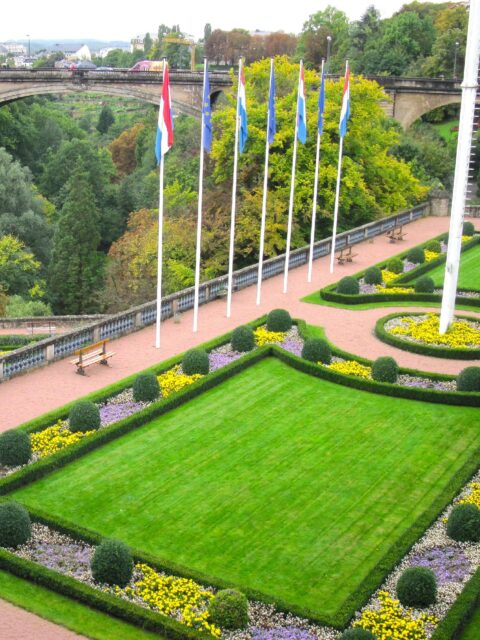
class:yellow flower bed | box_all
[389,313,480,349]
[424,250,440,262]
[157,365,203,398]
[328,360,372,379]
[254,327,286,347]
[119,563,221,637]
[462,235,472,242]
[354,591,438,640]
[381,269,400,284]
[30,421,95,459]
[376,286,415,294]
[458,482,480,510]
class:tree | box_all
[421,4,468,77]
[0,235,41,295]
[143,32,153,55]
[97,106,115,134]
[48,162,104,313]
[298,6,350,72]
[205,30,228,65]
[204,23,212,44]
[109,123,144,178]
[350,6,382,73]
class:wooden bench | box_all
[387,225,407,242]
[336,245,358,265]
[70,339,115,376]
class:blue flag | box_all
[238,64,248,153]
[267,61,276,145]
[297,62,307,144]
[202,64,212,152]
[318,63,326,135]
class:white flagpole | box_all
[256,58,273,306]
[193,61,207,332]
[308,61,324,283]
[155,154,165,348]
[226,58,242,318]
[329,137,344,274]
[283,61,302,294]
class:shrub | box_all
[447,504,480,542]
[396,566,437,608]
[414,276,435,294]
[407,247,426,264]
[266,309,292,332]
[457,366,480,392]
[0,429,31,466]
[91,538,133,587]
[340,630,377,640]
[337,276,360,295]
[69,400,101,433]
[371,356,398,384]
[301,338,332,364]
[0,502,31,548]
[132,373,160,402]
[208,589,249,630]
[231,326,255,352]
[386,257,403,274]
[425,240,442,253]
[463,221,475,236]
[182,348,210,375]
[364,266,382,285]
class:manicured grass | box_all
[11,358,480,621]
[459,605,480,639]
[433,119,459,143]
[301,291,478,311]
[0,569,163,640]
[414,243,480,289]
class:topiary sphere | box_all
[266,309,292,332]
[396,566,437,608]
[91,538,133,587]
[337,276,360,295]
[301,338,332,364]
[182,348,210,375]
[209,589,249,630]
[447,504,480,543]
[231,326,255,352]
[425,240,441,253]
[456,367,480,392]
[407,247,426,265]
[69,400,101,433]
[463,221,475,236]
[414,276,435,294]
[364,266,383,285]
[0,429,32,467]
[132,372,160,402]
[0,502,31,548]
[340,630,377,640]
[372,356,398,384]
[386,257,403,275]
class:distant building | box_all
[98,47,116,59]
[1,43,27,55]
[130,36,145,53]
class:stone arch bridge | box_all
[0,69,474,128]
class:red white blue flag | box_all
[297,61,307,144]
[155,61,174,163]
[238,64,248,153]
[339,61,350,139]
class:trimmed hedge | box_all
[414,276,435,294]
[231,326,255,352]
[69,401,101,433]
[337,276,360,295]
[0,429,31,466]
[457,367,480,392]
[208,589,249,630]
[406,246,426,264]
[447,504,480,543]
[91,538,134,587]
[0,502,31,548]
[463,221,475,236]
[301,338,332,364]
[364,266,382,285]
[340,631,376,640]
[133,373,160,402]
[371,357,398,384]
[431,569,480,640]
[266,309,292,332]
[182,349,210,375]
[375,313,480,360]
[397,566,437,607]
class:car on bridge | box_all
[129,60,163,72]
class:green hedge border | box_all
[375,312,480,360]
[319,233,480,306]
[431,569,480,640]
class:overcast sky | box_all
[2,0,451,42]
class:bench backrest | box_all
[75,339,109,357]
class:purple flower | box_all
[251,628,317,640]
[208,352,242,371]
[99,402,144,426]
[403,260,417,273]
[280,340,303,357]
[410,546,470,584]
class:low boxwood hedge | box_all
[431,569,480,640]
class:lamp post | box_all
[326,35,332,75]
[26,34,31,58]
[453,40,460,79]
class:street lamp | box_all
[326,35,332,75]
[26,34,31,58]
[453,40,460,79]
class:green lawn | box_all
[432,119,459,143]
[11,358,480,621]
[415,243,480,289]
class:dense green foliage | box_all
[91,539,134,587]
[364,266,382,285]
[447,504,480,543]
[425,240,442,253]
[386,257,403,274]
[340,630,377,640]
[69,401,101,433]
[456,367,480,392]
[0,429,32,466]
[266,309,292,332]
[208,589,249,630]
[0,502,31,548]
[396,566,437,607]
[337,276,360,295]
[463,221,475,237]
[415,276,435,293]
[132,373,160,402]
[231,326,255,352]
[371,356,398,383]
[301,338,332,364]
[407,247,426,264]
[182,348,210,375]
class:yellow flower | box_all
[254,327,286,347]
[458,482,480,509]
[157,365,203,398]
[30,421,95,459]
[328,360,372,379]
[389,313,480,349]
[381,269,400,284]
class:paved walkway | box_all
[0,598,84,640]
[1,214,479,639]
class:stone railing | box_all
[0,203,429,381]
[0,315,107,333]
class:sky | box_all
[1,0,451,43]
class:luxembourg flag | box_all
[238,64,248,153]
[155,61,174,163]
[339,61,350,139]
[297,61,307,144]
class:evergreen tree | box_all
[97,106,115,134]
[48,162,103,313]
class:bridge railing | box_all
[0,203,428,381]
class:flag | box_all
[297,62,307,144]
[238,64,248,153]
[318,62,326,135]
[202,63,212,153]
[267,61,276,145]
[155,61,174,163]
[339,61,350,138]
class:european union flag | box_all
[268,61,276,145]
[203,64,212,152]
